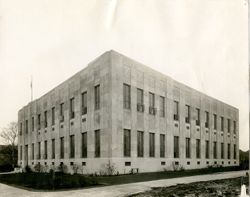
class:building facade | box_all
[18,50,239,174]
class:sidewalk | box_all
[0,170,248,197]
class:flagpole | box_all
[31,75,33,102]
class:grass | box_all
[0,166,243,190]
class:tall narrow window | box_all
[70,98,75,119]
[82,91,87,115]
[221,143,224,159]
[227,143,231,159]
[20,146,22,160]
[149,92,155,115]
[70,135,75,158]
[174,101,179,121]
[233,121,236,134]
[20,122,22,135]
[185,105,190,123]
[174,136,179,158]
[32,143,34,160]
[196,108,200,126]
[95,130,100,157]
[60,137,64,159]
[137,88,144,112]
[52,139,55,159]
[149,133,155,157]
[205,111,209,128]
[32,117,34,132]
[95,84,100,110]
[25,120,28,133]
[44,140,47,159]
[137,131,144,157]
[196,139,201,158]
[44,111,47,128]
[52,107,55,126]
[38,114,41,130]
[160,134,165,158]
[186,138,191,158]
[227,119,231,133]
[205,140,209,159]
[82,132,87,158]
[124,129,131,157]
[159,96,165,117]
[213,142,217,159]
[213,114,217,130]
[60,103,64,122]
[233,144,236,159]
[221,116,224,131]
[38,142,41,160]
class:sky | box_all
[0,0,249,150]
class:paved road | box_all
[0,170,248,197]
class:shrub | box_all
[25,165,32,173]
[34,163,42,172]
[57,163,68,174]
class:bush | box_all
[25,165,32,173]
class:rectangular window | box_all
[32,143,34,160]
[221,143,224,159]
[221,116,224,131]
[95,130,100,157]
[124,129,131,157]
[38,114,41,130]
[205,140,209,159]
[44,111,48,128]
[227,143,231,159]
[233,144,236,159]
[81,132,87,158]
[196,139,201,158]
[70,98,75,119]
[196,108,200,126]
[213,142,217,159]
[82,91,87,115]
[52,139,55,159]
[32,117,34,132]
[60,103,64,122]
[20,123,22,135]
[159,96,165,117]
[205,111,209,128]
[213,114,217,130]
[44,140,47,159]
[60,137,64,159]
[149,92,156,115]
[25,120,28,133]
[233,121,236,134]
[227,119,231,133]
[20,146,22,160]
[38,142,41,160]
[160,134,165,158]
[137,88,144,112]
[149,133,155,157]
[70,135,75,158]
[174,136,179,158]
[186,138,191,158]
[95,85,100,110]
[185,105,190,123]
[52,107,55,126]
[174,101,179,120]
[137,131,144,157]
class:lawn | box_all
[0,166,242,190]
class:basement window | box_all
[125,162,131,166]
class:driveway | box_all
[0,170,248,197]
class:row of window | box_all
[123,84,237,133]
[19,85,100,135]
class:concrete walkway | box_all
[0,170,248,197]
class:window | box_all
[38,114,41,130]
[52,107,55,126]
[25,120,28,133]
[196,108,200,126]
[233,121,236,134]
[233,144,236,159]
[159,96,165,117]
[149,92,156,115]
[95,130,100,157]
[221,143,224,159]
[185,105,190,123]
[227,119,231,133]
[124,129,131,157]
[160,134,165,158]
[227,143,231,159]
[213,142,217,159]
[60,103,64,122]
[20,146,22,160]
[186,138,191,158]
[82,91,87,115]
[205,140,209,159]
[205,111,209,128]
[174,136,179,158]
[137,131,144,157]
[60,137,64,159]
[173,101,179,120]
[70,98,75,119]
[149,133,155,157]
[137,88,144,112]
[70,135,75,158]
[196,139,201,158]
[221,116,224,131]
[32,117,34,132]
[44,111,48,128]
[52,139,55,159]
[20,123,22,135]
[82,132,87,158]
[38,142,41,160]
[213,114,217,130]
[32,143,34,160]
[44,140,47,159]
[95,85,100,110]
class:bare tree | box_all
[0,122,18,168]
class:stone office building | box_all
[18,50,239,174]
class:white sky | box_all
[0,0,249,150]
